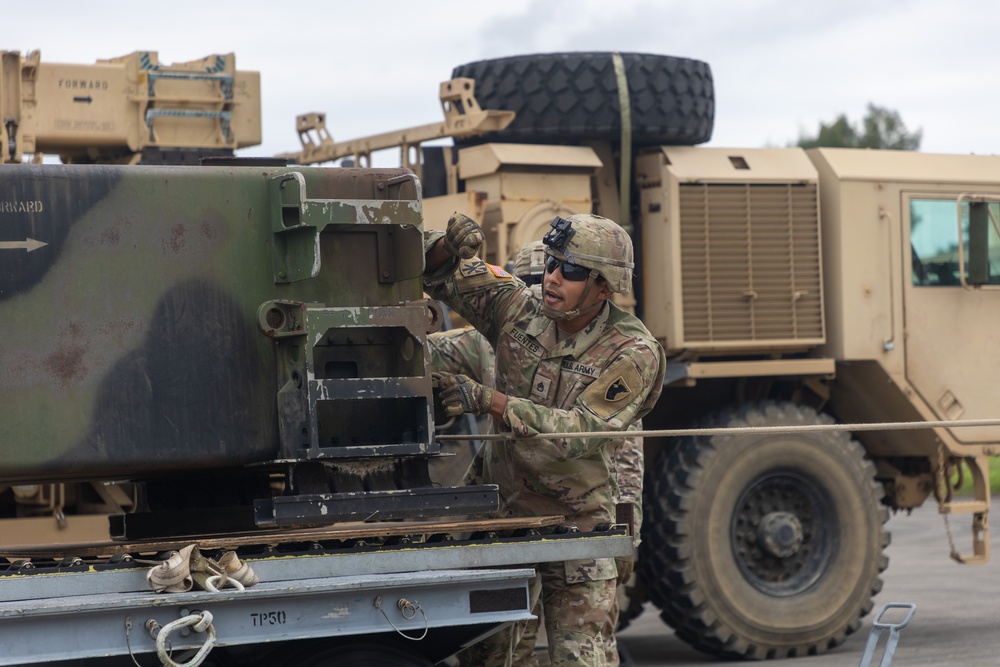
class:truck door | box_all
[903,193,1000,443]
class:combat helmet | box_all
[542,214,634,294]
[512,240,546,285]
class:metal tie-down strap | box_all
[857,602,916,667]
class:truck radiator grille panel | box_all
[679,183,823,347]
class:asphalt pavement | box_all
[617,499,1000,666]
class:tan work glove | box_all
[435,372,495,416]
[443,212,485,259]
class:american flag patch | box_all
[488,264,512,278]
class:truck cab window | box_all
[910,199,1000,286]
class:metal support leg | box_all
[857,602,916,667]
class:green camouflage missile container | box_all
[0,163,435,486]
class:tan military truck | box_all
[283,51,998,659]
[0,49,260,165]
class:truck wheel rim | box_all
[730,471,834,597]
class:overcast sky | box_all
[14,0,999,161]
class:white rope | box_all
[435,417,1000,442]
[155,612,216,667]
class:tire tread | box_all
[639,401,890,659]
[451,52,714,145]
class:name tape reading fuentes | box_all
[0,238,47,252]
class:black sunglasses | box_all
[545,256,590,282]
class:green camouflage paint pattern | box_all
[0,163,423,482]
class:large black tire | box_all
[451,52,714,146]
[640,402,890,659]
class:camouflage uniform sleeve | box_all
[617,428,644,507]
[617,421,645,548]
[502,341,663,460]
[424,257,528,346]
[427,327,496,386]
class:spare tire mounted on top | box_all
[451,52,715,146]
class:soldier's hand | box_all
[434,372,494,416]
[443,213,484,260]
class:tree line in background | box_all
[795,104,922,150]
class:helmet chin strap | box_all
[541,270,605,321]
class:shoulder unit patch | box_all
[581,356,644,420]
[604,376,631,402]
[459,259,489,277]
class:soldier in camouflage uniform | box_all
[430,241,636,664]
[427,326,496,487]
[424,213,666,667]
[509,239,548,285]
[431,242,646,666]
[428,242,541,389]
[427,243,542,488]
